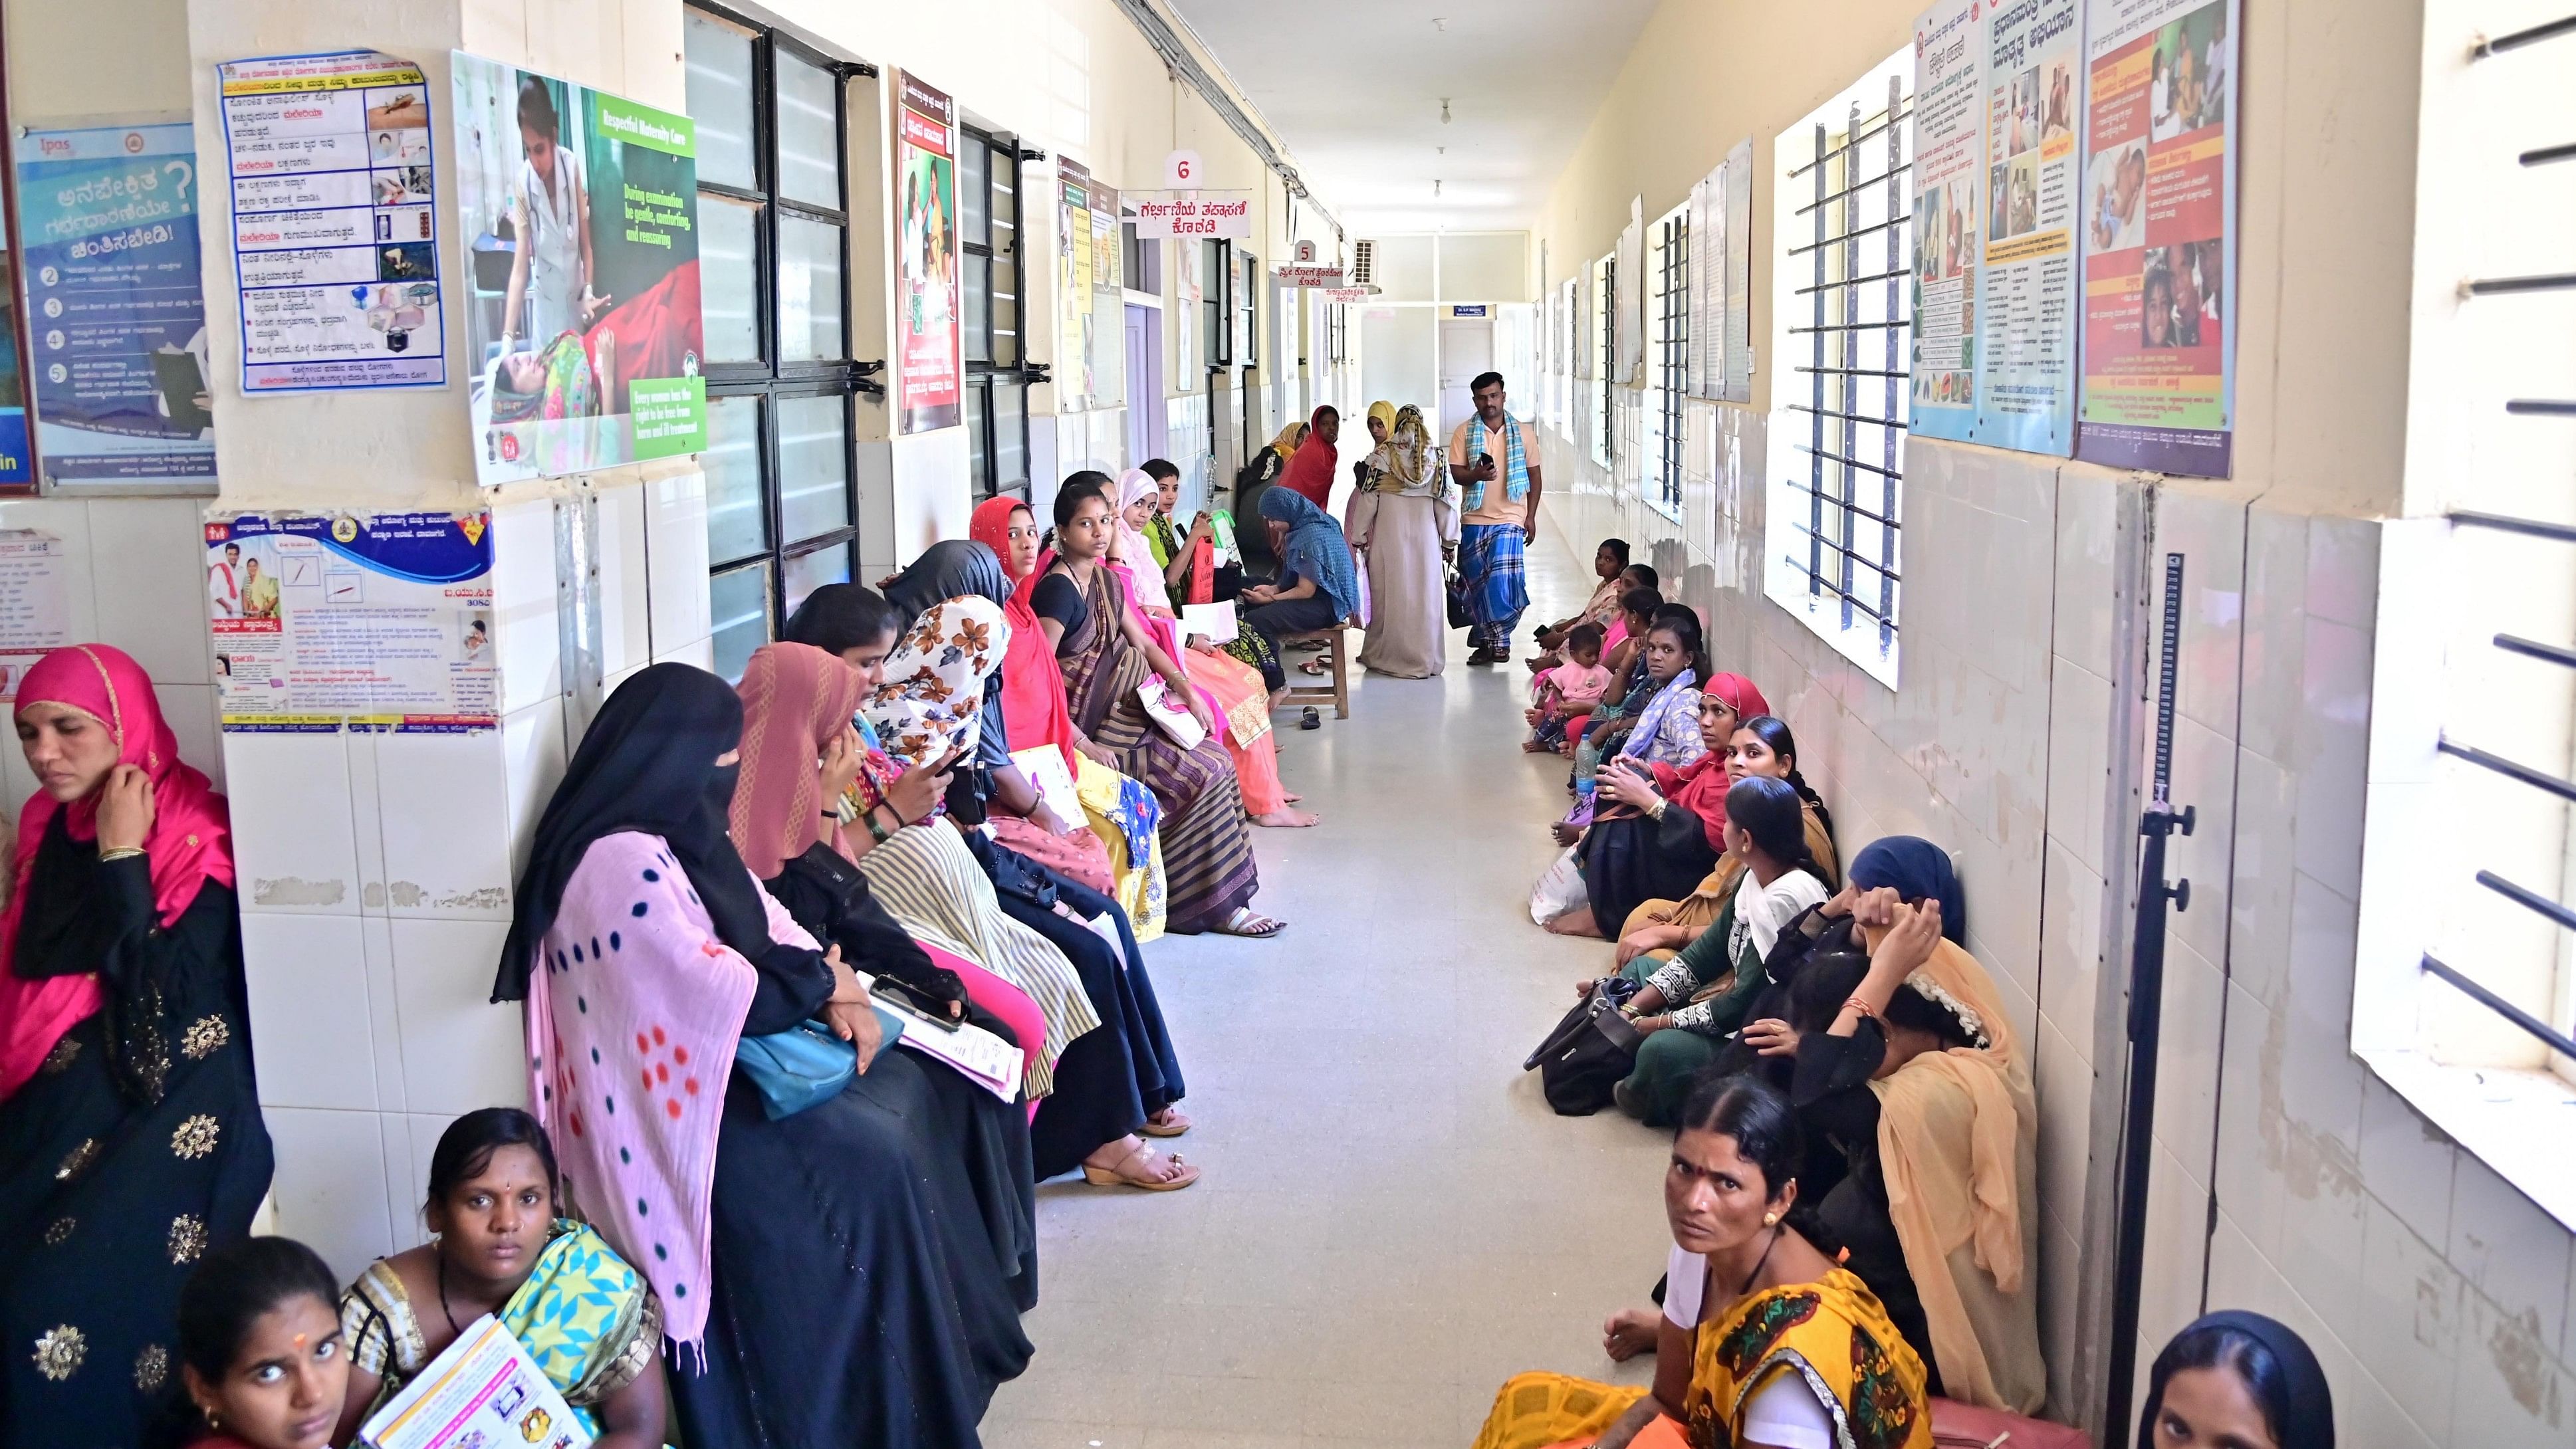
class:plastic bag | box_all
[1528,843,1589,925]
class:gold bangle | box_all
[99,847,145,863]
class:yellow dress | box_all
[1472,1269,1932,1449]
[1074,752,1168,942]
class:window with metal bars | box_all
[685,4,866,682]
[1644,206,1688,518]
[1762,52,1912,689]
[960,124,1030,501]
[2355,2,2576,1143]
[1590,254,1614,468]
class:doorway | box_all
[1123,302,1165,478]
[1439,312,1496,439]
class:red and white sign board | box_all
[1274,265,1344,288]
[1163,149,1203,188]
[1322,287,1369,304]
[1133,190,1250,239]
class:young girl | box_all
[162,1236,346,1449]
[1524,623,1612,752]
[334,1109,666,1448]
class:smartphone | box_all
[872,975,963,1030]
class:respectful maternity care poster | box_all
[2074,0,2237,475]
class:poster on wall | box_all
[1721,142,1754,403]
[1090,181,1122,409]
[1974,0,2082,453]
[0,530,75,699]
[895,70,961,434]
[207,510,496,732]
[451,53,707,485]
[15,122,215,485]
[1058,158,1097,408]
[1615,197,1643,384]
[1908,0,1984,443]
[217,50,447,393]
[1686,167,1718,398]
[2075,0,2236,475]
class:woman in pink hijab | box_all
[0,643,272,1449]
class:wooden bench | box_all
[1279,619,1354,719]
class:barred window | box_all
[1644,205,1688,518]
[1762,50,1913,689]
[1590,254,1614,468]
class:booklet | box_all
[1209,511,1238,566]
[877,994,1024,1101]
[1135,676,1208,750]
[1008,745,1084,826]
[358,1314,590,1449]
[1179,602,1238,645]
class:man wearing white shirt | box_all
[207,542,242,619]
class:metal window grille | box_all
[1782,73,1911,655]
[1594,256,1617,467]
[1350,239,1376,286]
[1649,210,1689,516]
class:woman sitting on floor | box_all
[160,1236,346,1449]
[1561,602,1696,828]
[0,645,272,1449]
[1032,477,1278,938]
[1587,776,1831,1126]
[335,1110,665,1448]
[1613,713,1840,962]
[1104,473,1314,828]
[1473,1074,1932,1449]
[1237,485,1360,700]
[1548,672,1768,939]
[495,665,1034,1448]
[1530,537,1631,661]
[1750,891,2046,1413]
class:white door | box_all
[1438,316,1496,439]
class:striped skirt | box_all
[1089,644,1260,932]
[855,820,1101,1097]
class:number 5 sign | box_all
[1164,149,1203,189]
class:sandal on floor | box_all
[1217,906,1286,938]
[1300,707,1321,730]
[1298,657,1330,677]
[1080,1141,1200,1191]
[1139,1109,1193,1139]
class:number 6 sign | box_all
[1164,149,1203,189]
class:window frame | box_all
[961,123,1032,501]
[1760,49,1913,691]
[1645,203,1689,520]
[1589,254,1615,469]
[685,3,866,676]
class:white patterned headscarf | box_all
[861,596,1008,768]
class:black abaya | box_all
[1580,808,1720,943]
[0,823,270,1449]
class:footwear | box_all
[1612,1079,1645,1119]
[1217,905,1286,937]
[1139,1108,1193,1139]
[1080,1140,1201,1190]
[1466,647,1499,666]
[1300,706,1320,730]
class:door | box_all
[1123,304,1154,467]
[1439,315,1496,438]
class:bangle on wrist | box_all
[1842,995,1882,1025]
[99,846,144,863]
[863,807,893,845]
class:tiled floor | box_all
[984,538,1668,1448]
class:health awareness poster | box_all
[1976,0,2083,453]
[208,510,495,732]
[2075,0,2236,475]
[219,50,447,393]
[15,123,215,485]
[896,71,961,434]
[1909,0,1985,443]
[451,53,707,485]
[1058,157,1096,407]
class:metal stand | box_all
[2101,553,2195,1449]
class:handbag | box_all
[1524,976,1643,1116]
[1929,1399,2091,1449]
[1529,841,1589,925]
[1445,569,1474,630]
[734,1008,905,1121]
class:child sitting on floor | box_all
[1525,623,1614,753]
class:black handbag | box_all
[1445,570,1474,631]
[1525,976,1643,1115]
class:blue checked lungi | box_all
[1457,522,1530,651]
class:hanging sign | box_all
[1294,239,1318,263]
[218,49,447,393]
[1163,149,1203,189]
[1133,191,1250,239]
[2074,0,2236,475]
[1322,287,1368,304]
[892,72,962,434]
[451,54,707,485]
[16,122,214,485]
[1272,265,1343,288]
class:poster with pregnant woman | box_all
[2073,0,2235,475]
[450,53,707,485]
[897,71,963,434]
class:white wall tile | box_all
[242,913,374,1111]
[2035,1015,2095,1236]
[2212,986,2286,1260]
[2226,748,2297,1016]
[375,729,514,918]
[2450,1282,2576,1448]
[2348,1198,2463,1430]
[160,683,224,790]
[388,917,527,1117]
[2449,1155,2573,1353]
[489,497,561,716]
[225,729,358,913]
[2038,837,2105,1062]
[501,695,567,881]
[2239,507,2309,765]
[360,915,405,1114]
[651,634,714,672]
[643,469,711,655]
[2153,934,2228,1176]
[86,497,214,685]
[2293,615,2375,900]
[2358,1069,2458,1250]
[2044,661,2115,881]
[594,483,651,679]
[264,1106,396,1282]
[2138,1137,2213,1354]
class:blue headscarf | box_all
[1259,485,1359,620]
[1849,836,1966,944]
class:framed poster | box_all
[895,70,961,434]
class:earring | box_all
[1762,1212,1780,1227]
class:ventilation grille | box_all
[1350,239,1376,286]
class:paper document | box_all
[1180,602,1238,644]
[358,1314,589,1449]
[1135,677,1207,750]
[1008,746,1084,826]
[878,995,1024,1101]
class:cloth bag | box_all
[1522,976,1641,1115]
[1529,843,1589,925]
[733,1007,905,1120]
[1445,568,1474,630]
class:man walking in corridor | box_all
[1448,371,1544,665]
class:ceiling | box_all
[1166,0,1661,237]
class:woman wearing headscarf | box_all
[1276,404,1342,510]
[1108,470,1310,826]
[1239,485,1359,697]
[1746,886,2046,1413]
[1031,478,1278,939]
[1613,713,1841,965]
[2139,1312,2333,1449]
[1347,402,1456,679]
[1566,673,1766,943]
[0,645,271,1449]
[1233,421,1308,576]
[493,664,1032,1449]
[966,500,1172,935]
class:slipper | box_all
[1080,1142,1200,1190]
[1298,658,1330,677]
[1300,707,1321,730]
[1217,906,1286,938]
[1139,1109,1193,1138]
